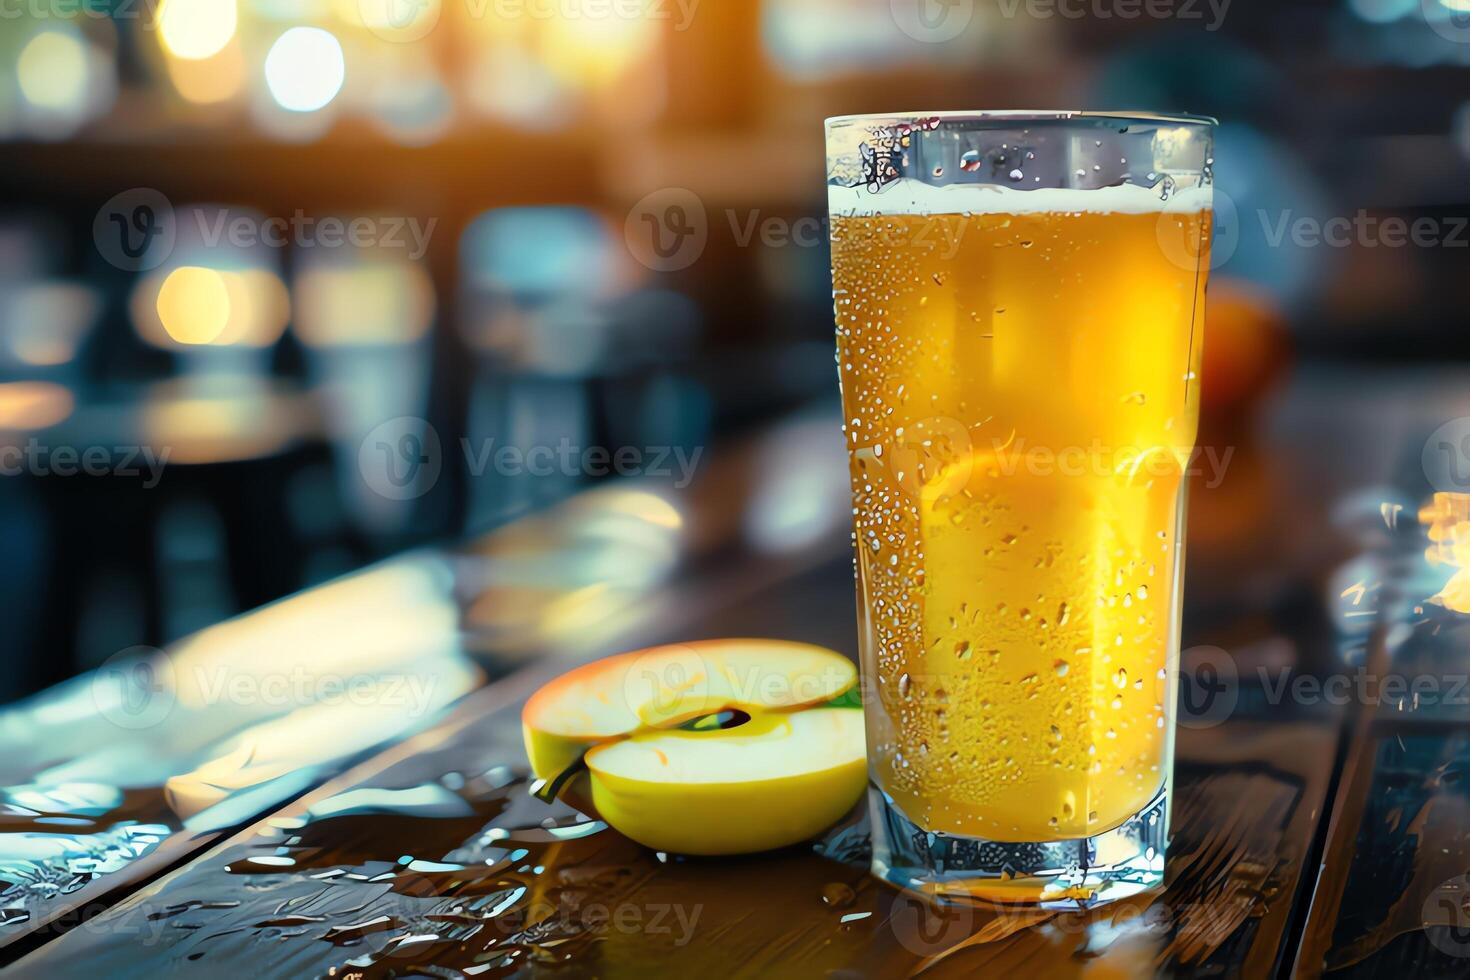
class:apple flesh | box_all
[585,707,866,855]
[522,639,865,854]
[523,639,858,784]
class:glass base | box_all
[868,785,1168,910]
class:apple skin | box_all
[583,708,868,856]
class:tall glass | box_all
[826,111,1215,907]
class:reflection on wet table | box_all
[0,506,1356,980]
[6,370,1470,977]
[3,652,1339,979]
[0,480,700,958]
[0,412,837,962]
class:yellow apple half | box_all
[522,639,866,855]
[585,707,866,855]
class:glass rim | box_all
[824,109,1217,129]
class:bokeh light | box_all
[0,382,75,431]
[366,68,454,145]
[295,260,434,347]
[140,380,310,464]
[216,269,291,347]
[165,42,246,105]
[1346,0,1418,22]
[17,31,89,113]
[464,45,565,126]
[539,14,660,90]
[352,0,443,44]
[154,267,233,345]
[132,265,290,350]
[462,208,618,297]
[0,282,101,368]
[157,0,238,61]
[264,28,346,113]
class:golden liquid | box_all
[832,204,1210,842]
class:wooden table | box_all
[5,369,1470,978]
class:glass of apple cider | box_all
[826,111,1215,907]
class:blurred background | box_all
[1,0,1469,698]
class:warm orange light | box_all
[1422,493,1470,614]
[216,269,291,347]
[294,261,434,347]
[156,0,237,60]
[0,382,75,430]
[155,266,232,345]
[460,4,663,123]
[540,12,659,88]
[165,41,245,104]
[135,266,288,350]
[140,389,298,464]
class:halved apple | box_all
[522,639,866,854]
[523,639,858,786]
[586,706,866,854]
